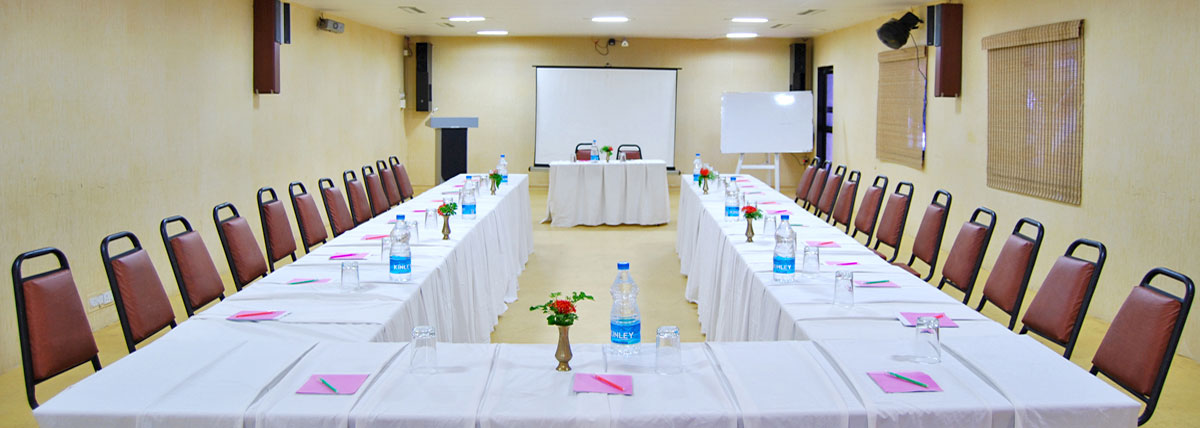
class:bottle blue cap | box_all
[781,215,790,221]
[730,176,736,181]
[500,154,505,158]
[617,262,630,270]
[695,153,700,156]
[465,175,471,179]
[397,214,405,221]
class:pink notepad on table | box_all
[868,371,943,393]
[288,278,331,285]
[898,312,959,328]
[766,210,791,215]
[806,240,840,248]
[855,280,900,288]
[573,373,633,395]
[227,310,287,321]
[296,374,370,395]
[824,261,859,266]
[759,201,780,205]
[329,252,369,261]
[362,234,388,240]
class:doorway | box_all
[816,66,833,162]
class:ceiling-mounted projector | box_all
[876,12,922,49]
[318,17,344,33]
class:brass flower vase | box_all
[489,179,498,195]
[555,325,573,371]
[441,214,451,240]
[745,220,755,242]
[702,179,710,195]
[605,154,611,162]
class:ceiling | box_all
[287,0,928,39]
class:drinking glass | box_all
[655,326,683,375]
[618,151,627,161]
[411,325,438,374]
[801,246,821,278]
[423,209,438,230]
[379,237,391,263]
[833,270,854,308]
[407,220,420,243]
[340,261,360,292]
[914,317,941,363]
[762,214,778,236]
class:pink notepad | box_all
[767,210,791,215]
[431,199,443,203]
[898,312,959,328]
[362,234,388,240]
[759,201,780,205]
[855,280,900,288]
[296,374,370,395]
[227,310,287,321]
[573,373,633,395]
[329,253,369,261]
[806,240,840,248]
[288,278,331,285]
[825,261,859,266]
[868,371,942,393]
[453,185,464,188]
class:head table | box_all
[32,174,1138,427]
[543,159,670,227]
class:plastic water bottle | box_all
[461,177,477,220]
[610,261,641,356]
[590,139,600,161]
[497,155,509,183]
[692,153,702,183]
[389,215,411,282]
[774,215,796,282]
[725,177,740,220]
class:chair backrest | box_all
[805,162,831,207]
[938,206,997,304]
[11,248,101,409]
[344,170,372,225]
[389,156,415,201]
[816,165,846,217]
[1090,268,1193,426]
[574,142,593,161]
[377,160,403,206]
[160,215,225,317]
[1020,239,1107,358]
[289,182,328,252]
[318,178,354,237]
[257,187,297,271]
[362,165,389,216]
[871,181,914,262]
[100,231,177,353]
[617,144,642,160]
[904,189,952,281]
[831,170,860,230]
[977,218,1044,330]
[794,158,820,202]
[213,202,268,290]
[852,175,888,245]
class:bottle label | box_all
[501,174,508,183]
[726,205,739,217]
[693,173,699,182]
[774,256,796,274]
[390,256,411,274]
[610,319,641,345]
[463,204,476,215]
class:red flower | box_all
[741,206,758,214]
[700,168,710,176]
[550,299,576,314]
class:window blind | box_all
[876,46,927,169]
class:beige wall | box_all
[402,36,808,188]
[814,0,1200,358]
[0,0,406,370]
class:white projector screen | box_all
[535,67,678,167]
[720,91,814,154]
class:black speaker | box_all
[789,43,807,91]
[415,42,432,112]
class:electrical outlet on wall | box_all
[88,291,114,309]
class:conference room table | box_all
[543,159,670,227]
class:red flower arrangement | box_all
[741,205,763,220]
[437,202,458,216]
[530,291,594,326]
[600,145,614,156]
[698,167,718,184]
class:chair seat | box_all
[894,262,920,277]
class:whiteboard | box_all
[720,91,814,154]
[535,67,678,167]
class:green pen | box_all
[865,280,890,284]
[320,377,339,393]
[887,371,928,388]
[290,279,319,285]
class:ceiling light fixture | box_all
[477,30,509,36]
[591,16,629,23]
[731,17,768,23]
[726,32,758,39]
[449,16,485,22]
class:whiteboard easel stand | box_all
[734,153,780,191]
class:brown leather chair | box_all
[363,165,389,217]
[213,202,269,291]
[851,175,888,246]
[344,170,373,225]
[289,182,328,253]
[574,143,592,161]
[870,181,914,262]
[257,187,298,271]
[12,248,102,409]
[830,170,860,232]
[1020,239,1107,358]
[893,189,951,281]
[388,156,415,201]
[816,165,846,220]
[793,157,821,204]
[804,162,831,211]
[100,231,177,353]
[160,215,226,317]
[617,144,642,160]
[318,178,354,237]
[1090,268,1193,426]
[936,207,997,304]
[377,160,403,206]
[975,218,1044,330]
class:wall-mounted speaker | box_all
[789,42,810,91]
[931,3,963,97]
[415,42,432,112]
[253,0,281,94]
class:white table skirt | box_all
[544,160,670,227]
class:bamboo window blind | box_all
[983,20,1085,205]
[876,46,927,169]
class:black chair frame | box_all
[258,187,297,271]
[160,215,225,317]
[975,217,1044,330]
[388,156,410,202]
[1090,267,1193,426]
[871,181,915,264]
[851,175,888,246]
[101,231,177,353]
[830,170,861,231]
[343,170,368,225]
[318,178,347,236]
[12,247,102,409]
[1020,238,1107,359]
[616,144,641,158]
[289,181,326,253]
[898,188,951,281]
[213,202,264,291]
[937,206,997,304]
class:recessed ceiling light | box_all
[477,30,509,36]
[726,32,758,39]
[731,17,768,23]
[591,16,629,23]
[449,16,485,22]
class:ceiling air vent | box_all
[797,9,824,16]
[436,22,455,28]
[770,23,792,29]
[398,6,425,14]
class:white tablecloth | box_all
[544,160,670,227]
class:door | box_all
[816,66,833,162]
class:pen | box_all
[818,241,835,246]
[865,280,889,284]
[289,279,319,285]
[234,311,277,318]
[320,377,338,393]
[887,371,928,388]
[593,374,625,392]
[837,262,858,266]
